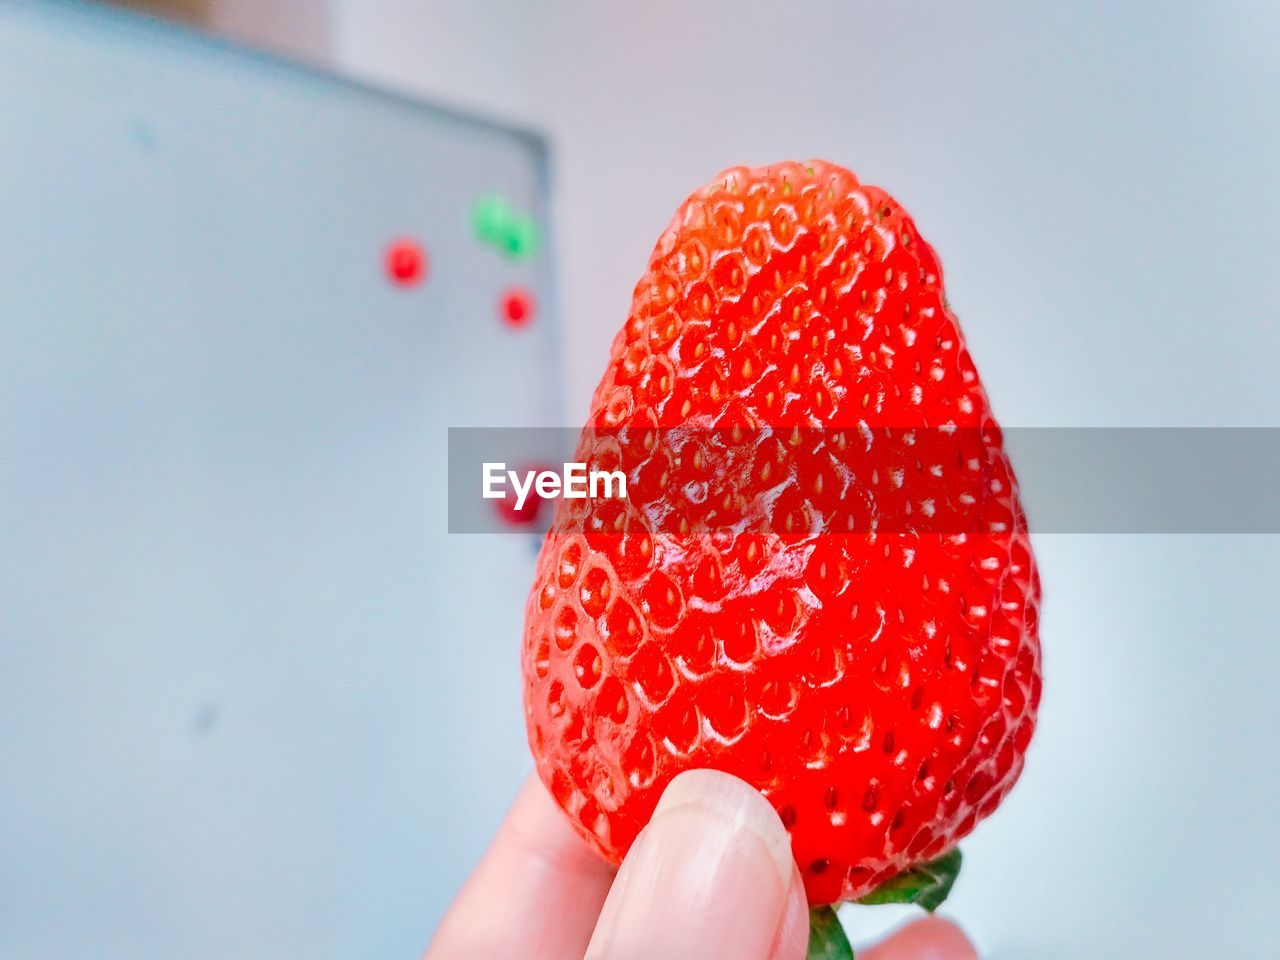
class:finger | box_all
[424,774,615,960]
[861,916,977,960]
[768,864,811,960]
[584,769,797,960]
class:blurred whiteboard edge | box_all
[4,0,554,173]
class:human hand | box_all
[425,769,976,960]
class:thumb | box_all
[584,769,806,960]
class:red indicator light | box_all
[502,287,535,327]
[494,494,542,526]
[492,462,554,526]
[385,239,426,287]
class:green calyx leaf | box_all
[805,849,963,958]
[807,905,855,960]
[855,848,963,913]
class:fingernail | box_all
[651,769,794,889]
[585,769,795,960]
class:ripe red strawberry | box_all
[522,160,1041,905]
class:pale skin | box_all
[425,769,977,960]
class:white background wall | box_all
[327,3,1280,957]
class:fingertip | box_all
[912,916,977,960]
[424,774,614,959]
[862,915,977,960]
[585,769,796,960]
[505,774,616,881]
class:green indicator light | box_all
[504,215,539,261]
[472,193,510,245]
[472,193,540,261]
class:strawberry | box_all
[521,161,1041,906]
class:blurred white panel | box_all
[0,2,558,957]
